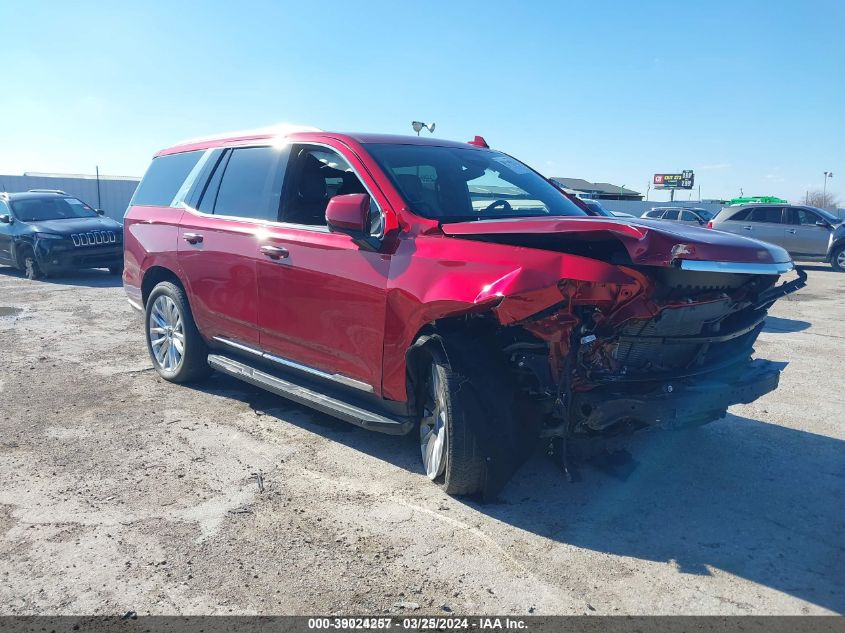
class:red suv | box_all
[124,127,805,497]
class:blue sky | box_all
[1,0,842,203]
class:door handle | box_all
[260,245,290,260]
[183,233,203,244]
[742,225,752,230]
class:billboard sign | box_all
[654,170,694,189]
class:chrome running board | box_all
[212,336,373,393]
[207,353,413,436]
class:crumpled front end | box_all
[390,224,807,496]
[500,262,807,444]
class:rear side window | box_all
[645,210,663,218]
[198,146,288,221]
[132,151,204,207]
[748,206,783,223]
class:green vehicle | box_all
[727,196,788,206]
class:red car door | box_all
[256,143,391,395]
[178,145,288,346]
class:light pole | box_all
[411,121,435,136]
[823,171,834,208]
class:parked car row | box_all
[116,127,806,498]
[639,204,845,271]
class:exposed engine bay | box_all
[492,262,806,472]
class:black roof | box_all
[550,177,641,197]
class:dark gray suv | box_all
[709,204,845,271]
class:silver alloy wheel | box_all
[420,365,448,480]
[837,250,845,269]
[148,295,185,373]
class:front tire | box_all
[20,247,43,280]
[145,281,210,383]
[831,245,845,272]
[419,346,487,496]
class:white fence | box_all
[0,173,140,222]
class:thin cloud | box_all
[700,163,732,170]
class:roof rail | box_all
[173,123,322,146]
[28,189,68,195]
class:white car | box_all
[641,207,715,226]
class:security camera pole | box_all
[411,121,435,136]
[823,171,834,208]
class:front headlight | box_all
[35,233,65,240]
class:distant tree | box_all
[802,189,840,210]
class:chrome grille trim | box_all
[70,231,117,247]
[678,260,793,275]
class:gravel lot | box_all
[0,264,842,616]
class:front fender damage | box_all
[412,253,804,499]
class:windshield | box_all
[11,197,98,222]
[583,199,613,217]
[365,144,586,221]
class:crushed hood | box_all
[440,216,792,267]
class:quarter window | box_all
[132,150,204,207]
[727,208,751,221]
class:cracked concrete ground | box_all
[0,264,842,615]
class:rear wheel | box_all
[831,245,845,272]
[145,281,210,383]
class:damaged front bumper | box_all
[571,358,786,433]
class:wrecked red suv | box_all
[124,127,805,498]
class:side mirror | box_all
[0,214,10,224]
[95,209,105,216]
[815,220,830,228]
[326,193,370,239]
